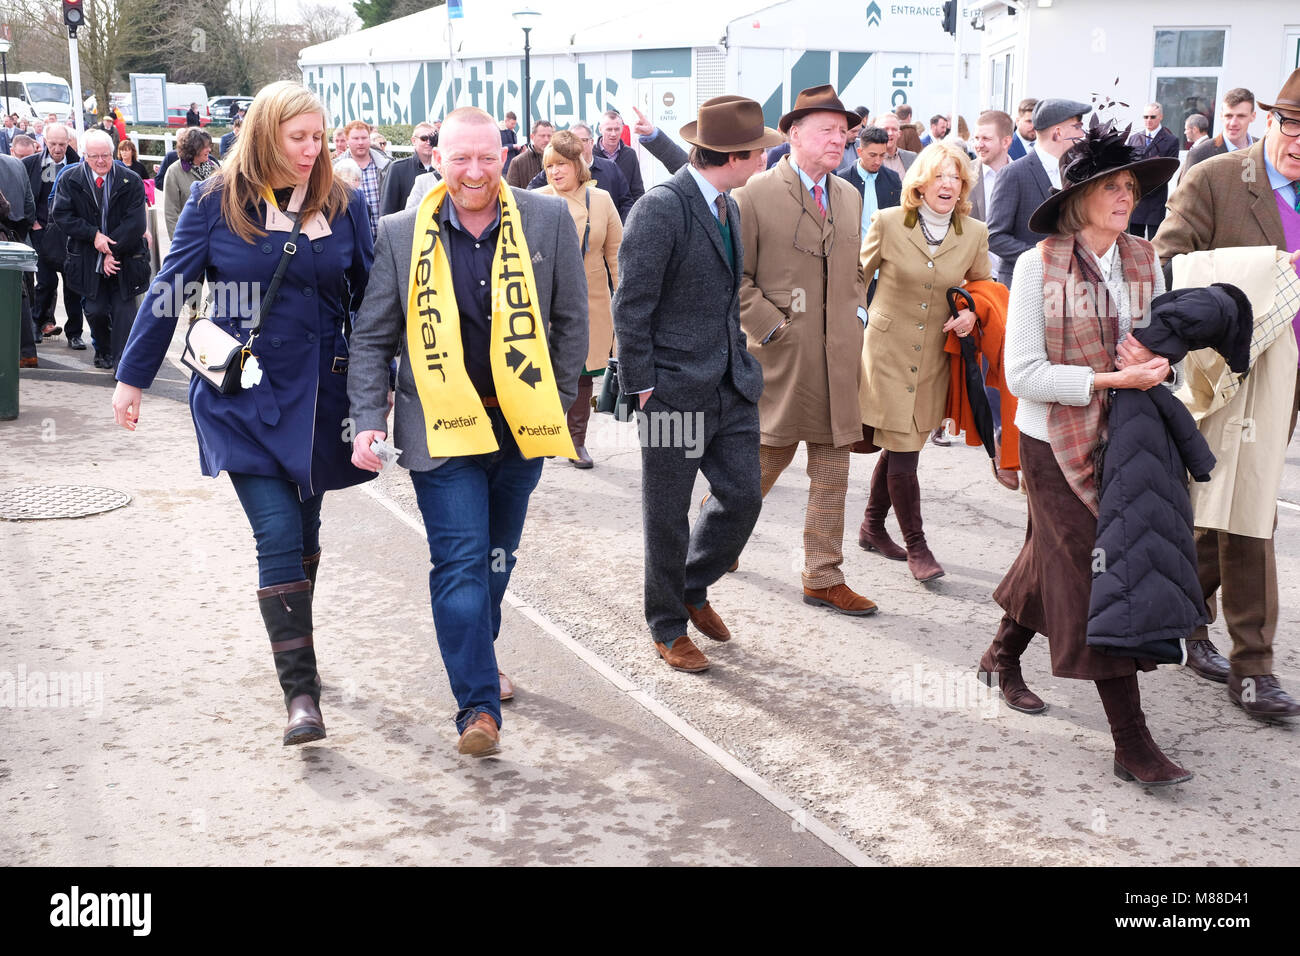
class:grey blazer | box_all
[348,187,589,471]
[612,165,763,410]
[987,148,1053,287]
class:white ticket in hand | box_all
[240,354,264,389]
[370,438,402,470]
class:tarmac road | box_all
[4,251,1298,866]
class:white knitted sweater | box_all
[1004,245,1176,442]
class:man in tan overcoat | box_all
[733,85,876,615]
[1153,68,1300,718]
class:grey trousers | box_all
[640,382,762,644]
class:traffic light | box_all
[941,0,956,36]
[62,0,84,35]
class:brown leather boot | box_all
[1095,675,1192,785]
[886,472,944,581]
[859,453,907,560]
[977,615,1046,713]
[568,376,595,469]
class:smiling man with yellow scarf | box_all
[348,107,588,757]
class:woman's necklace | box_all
[918,214,947,246]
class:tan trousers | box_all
[760,442,850,589]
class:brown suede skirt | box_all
[993,434,1154,680]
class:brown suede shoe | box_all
[499,670,515,701]
[655,635,710,672]
[19,356,37,369]
[802,583,878,616]
[686,601,731,642]
[283,694,326,746]
[458,712,501,757]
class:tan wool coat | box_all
[734,158,866,447]
[539,183,621,371]
[858,206,992,444]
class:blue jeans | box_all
[229,472,323,588]
[409,409,544,734]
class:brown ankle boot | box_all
[1095,676,1191,786]
[886,471,944,581]
[859,453,907,560]
[977,615,1046,713]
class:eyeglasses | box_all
[1272,111,1300,137]
[792,201,834,259]
[417,134,435,144]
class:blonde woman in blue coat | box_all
[112,82,374,747]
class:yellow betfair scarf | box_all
[406,179,575,459]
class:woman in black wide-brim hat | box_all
[981,116,1194,785]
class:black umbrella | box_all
[946,287,997,459]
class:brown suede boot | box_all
[1095,675,1192,786]
[977,615,1046,714]
[886,472,944,581]
[859,453,907,560]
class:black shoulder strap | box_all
[250,217,303,335]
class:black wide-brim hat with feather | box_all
[1028,115,1181,235]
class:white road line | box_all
[1278,499,1300,512]
[361,480,876,867]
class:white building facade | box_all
[976,0,1300,139]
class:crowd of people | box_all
[8,62,1294,782]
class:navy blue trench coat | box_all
[117,180,376,498]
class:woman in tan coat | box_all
[858,142,991,581]
[538,130,622,468]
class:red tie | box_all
[812,183,826,217]
[96,176,104,188]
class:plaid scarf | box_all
[1039,232,1158,515]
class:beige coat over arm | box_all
[733,157,867,447]
[858,206,992,445]
[539,183,621,371]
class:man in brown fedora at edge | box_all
[613,96,781,672]
[1154,67,1300,718]
[732,84,877,616]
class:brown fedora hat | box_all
[1259,67,1300,113]
[778,84,862,134]
[680,95,784,153]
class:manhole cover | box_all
[0,485,132,521]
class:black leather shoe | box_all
[41,322,61,337]
[68,336,86,350]
[1184,639,1230,683]
[93,353,110,369]
[1228,674,1300,720]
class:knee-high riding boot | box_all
[257,579,325,746]
[859,452,907,560]
[886,472,944,581]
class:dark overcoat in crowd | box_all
[1088,284,1253,662]
[51,161,150,302]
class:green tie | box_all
[1293,182,1299,214]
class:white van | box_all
[166,83,210,126]
[6,72,75,124]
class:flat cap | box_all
[1032,98,1091,131]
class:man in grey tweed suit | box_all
[613,96,780,673]
[348,107,588,756]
